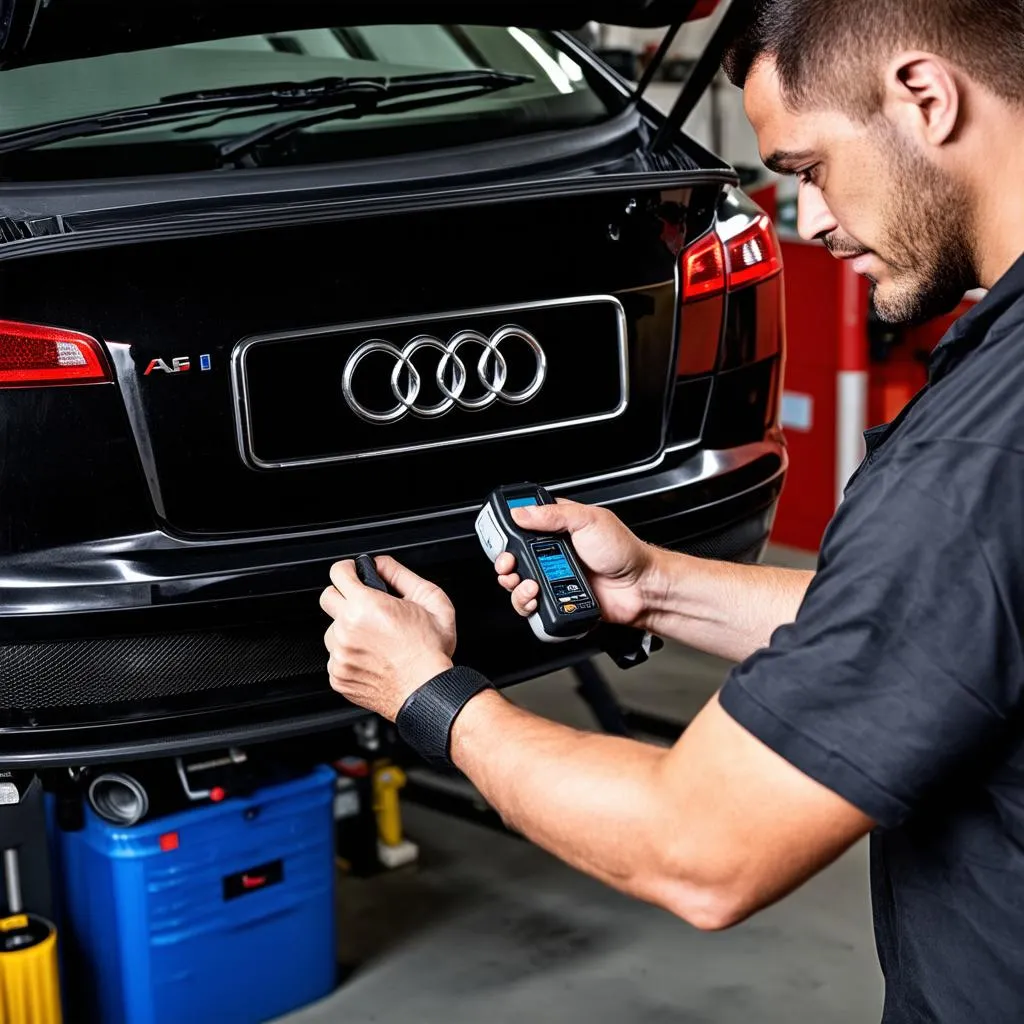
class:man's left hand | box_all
[320,556,457,721]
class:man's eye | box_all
[798,165,821,187]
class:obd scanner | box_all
[476,484,602,643]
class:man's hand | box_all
[320,556,456,721]
[496,498,814,663]
[494,499,655,627]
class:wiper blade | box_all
[164,69,530,107]
[0,85,353,157]
[0,70,532,158]
[213,70,534,164]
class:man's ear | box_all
[884,52,960,147]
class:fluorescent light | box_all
[507,27,574,94]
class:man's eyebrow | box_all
[762,149,816,174]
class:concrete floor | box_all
[281,547,885,1024]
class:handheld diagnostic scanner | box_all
[475,484,601,643]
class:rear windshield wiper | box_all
[211,70,537,163]
[0,70,533,158]
[162,69,531,108]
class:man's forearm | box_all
[449,682,872,933]
[449,688,719,925]
[638,549,813,662]
[448,682,867,931]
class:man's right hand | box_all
[493,499,655,628]
[494,499,815,664]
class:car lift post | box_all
[572,657,692,745]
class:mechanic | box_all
[319,1,1024,1019]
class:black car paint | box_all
[0,30,787,767]
[0,1,699,70]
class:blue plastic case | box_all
[53,765,337,1024]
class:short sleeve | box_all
[718,440,1024,829]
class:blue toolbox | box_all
[53,764,337,1024]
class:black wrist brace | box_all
[395,665,494,768]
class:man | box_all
[319,1,1024,1019]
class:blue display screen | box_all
[538,551,574,583]
[507,496,539,509]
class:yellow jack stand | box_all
[372,764,418,870]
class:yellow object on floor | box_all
[372,763,406,848]
[0,914,62,1024]
[372,763,418,870]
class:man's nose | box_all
[796,184,839,242]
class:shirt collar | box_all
[929,249,1024,383]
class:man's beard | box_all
[828,132,978,325]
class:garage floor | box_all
[280,547,885,1024]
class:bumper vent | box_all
[0,624,327,710]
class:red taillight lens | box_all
[682,215,782,304]
[0,320,110,387]
[682,231,726,303]
[724,215,782,291]
[687,0,722,19]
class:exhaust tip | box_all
[88,773,149,827]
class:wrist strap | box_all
[395,666,494,768]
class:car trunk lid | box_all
[74,183,700,536]
[0,1,724,67]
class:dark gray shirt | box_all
[720,253,1024,1023]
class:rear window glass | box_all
[0,25,622,180]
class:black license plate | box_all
[233,297,627,469]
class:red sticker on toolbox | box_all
[223,859,283,900]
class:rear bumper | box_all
[0,439,786,767]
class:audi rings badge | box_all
[342,326,548,424]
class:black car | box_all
[0,1,786,767]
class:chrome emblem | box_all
[342,326,547,424]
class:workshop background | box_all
[0,6,977,1022]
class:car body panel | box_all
[0,2,713,69]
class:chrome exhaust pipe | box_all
[87,773,149,827]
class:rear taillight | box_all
[0,320,110,387]
[724,215,782,291]
[682,232,726,303]
[673,207,785,449]
[682,215,782,304]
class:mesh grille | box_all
[0,623,327,709]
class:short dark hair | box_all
[722,0,1024,117]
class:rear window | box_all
[0,25,622,180]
